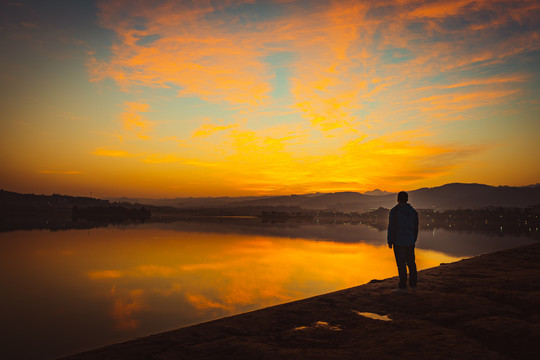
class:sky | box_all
[1,0,539,198]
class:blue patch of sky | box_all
[371,27,385,53]
[365,4,397,20]
[146,94,237,139]
[246,109,302,133]
[270,66,292,99]
[406,22,426,35]
[480,52,540,104]
[2,0,116,63]
[492,19,539,39]
[229,1,285,20]
[440,15,478,33]
[522,50,540,72]
[205,0,285,30]
[352,102,378,129]
[132,17,148,31]
[429,73,448,84]
[20,0,111,40]
[265,51,295,99]
[135,34,162,47]
[382,47,414,64]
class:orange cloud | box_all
[142,154,184,164]
[120,101,153,139]
[445,75,528,89]
[111,289,144,330]
[417,89,521,114]
[91,0,538,121]
[410,0,475,18]
[84,0,539,195]
[135,265,177,277]
[40,170,82,175]
[87,270,123,280]
[180,126,481,195]
[186,294,230,311]
[90,1,273,106]
[92,147,137,158]
[92,147,184,165]
[192,120,236,137]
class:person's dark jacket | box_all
[387,203,418,247]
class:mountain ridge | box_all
[90,183,540,211]
[3,183,540,213]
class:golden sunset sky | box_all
[1,0,539,198]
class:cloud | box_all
[192,120,236,137]
[87,270,123,280]
[120,101,154,139]
[93,147,189,165]
[86,0,539,194]
[416,89,522,114]
[142,154,184,164]
[91,0,539,115]
[177,126,482,194]
[135,265,177,277]
[111,288,144,330]
[90,0,274,106]
[186,294,230,311]
[444,74,528,89]
[93,147,137,158]
[40,170,82,175]
[409,0,475,18]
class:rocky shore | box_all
[61,243,540,360]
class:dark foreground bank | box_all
[61,243,540,360]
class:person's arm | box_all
[414,210,419,242]
[387,209,395,248]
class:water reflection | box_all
[294,321,343,331]
[353,311,392,321]
[134,219,536,257]
[0,222,535,360]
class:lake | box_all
[0,220,535,359]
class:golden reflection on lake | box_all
[0,226,460,359]
[3,228,458,326]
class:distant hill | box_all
[103,195,269,209]
[409,183,540,210]
[4,183,539,215]
[0,189,109,209]
[105,183,540,212]
[363,189,394,196]
[226,192,396,212]
[0,190,151,232]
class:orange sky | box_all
[1,0,539,197]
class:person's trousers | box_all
[393,245,417,289]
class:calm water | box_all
[0,221,535,359]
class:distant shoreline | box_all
[2,187,539,237]
[61,243,540,360]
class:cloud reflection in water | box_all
[79,227,459,330]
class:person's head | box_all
[397,191,408,203]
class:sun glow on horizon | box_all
[1,0,539,197]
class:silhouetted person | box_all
[388,191,418,292]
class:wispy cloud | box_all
[86,0,540,194]
[90,1,274,106]
[93,147,138,158]
[192,120,236,137]
[40,170,82,175]
[444,74,528,89]
[120,101,154,139]
[87,270,123,280]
